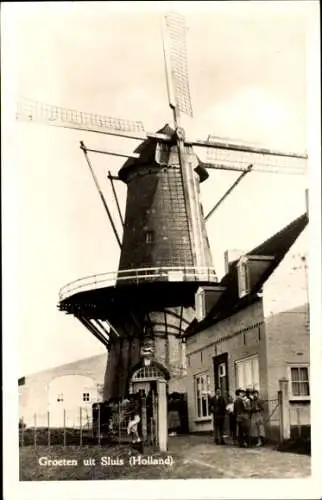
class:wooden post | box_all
[47,411,51,447]
[21,420,25,448]
[279,378,290,441]
[152,391,157,447]
[34,414,37,448]
[80,407,83,446]
[118,402,121,444]
[98,404,101,446]
[157,379,167,452]
[141,395,147,443]
[63,409,66,448]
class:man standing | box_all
[209,388,227,445]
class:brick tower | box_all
[59,126,218,400]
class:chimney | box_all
[224,249,246,274]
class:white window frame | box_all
[237,256,250,298]
[194,372,211,419]
[195,287,206,321]
[235,354,260,392]
[82,392,90,402]
[288,364,310,401]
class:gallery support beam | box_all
[77,315,110,348]
[80,141,122,248]
[108,170,124,228]
[205,164,253,221]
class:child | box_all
[126,394,142,443]
[127,414,141,443]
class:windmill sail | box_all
[191,136,307,175]
[16,97,146,139]
[163,13,193,117]
[204,147,307,175]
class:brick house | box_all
[183,213,309,440]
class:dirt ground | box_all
[168,434,311,479]
[19,434,311,481]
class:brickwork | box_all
[104,305,194,400]
[109,153,215,399]
[264,305,309,401]
[263,247,309,399]
[118,158,213,271]
[185,301,266,432]
[184,237,310,437]
[119,166,194,270]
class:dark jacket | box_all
[234,396,251,422]
[209,395,226,422]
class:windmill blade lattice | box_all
[16,97,146,136]
[203,143,307,175]
[164,13,193,117]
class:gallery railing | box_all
[59,266,218,301]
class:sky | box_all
[2,1,317,377]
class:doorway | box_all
[213,353,229,398]
[130,363,168,448]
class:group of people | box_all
[209,387,266,448]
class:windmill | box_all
[16,12,307,450]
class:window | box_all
[145,231,154,244]
[237,256,250,298]
[289,365,310,399]
[132,365,165,381]
[194,373,211,418]
[235,355,260,391]
[195,288,206,321]
[57,393,64,403]
[82,392,90,402]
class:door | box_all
[213,353,229,398]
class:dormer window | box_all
[237,256,250,298]
[195,287,206,321]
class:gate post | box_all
[278,377,290,441]
[140,395,148,442]
[157,379,167,452]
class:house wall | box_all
[263,248,310,438]
[184,251,309,437]
[185,301,266,433]
[19,353,107,427]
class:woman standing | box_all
[250,390,266,447]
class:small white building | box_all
[19,353,107,428]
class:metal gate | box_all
[92,392,159,448]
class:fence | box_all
[19,400,158,448]
[264,398,280,425]
[19,385,309,447]
[19,403,130,448]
